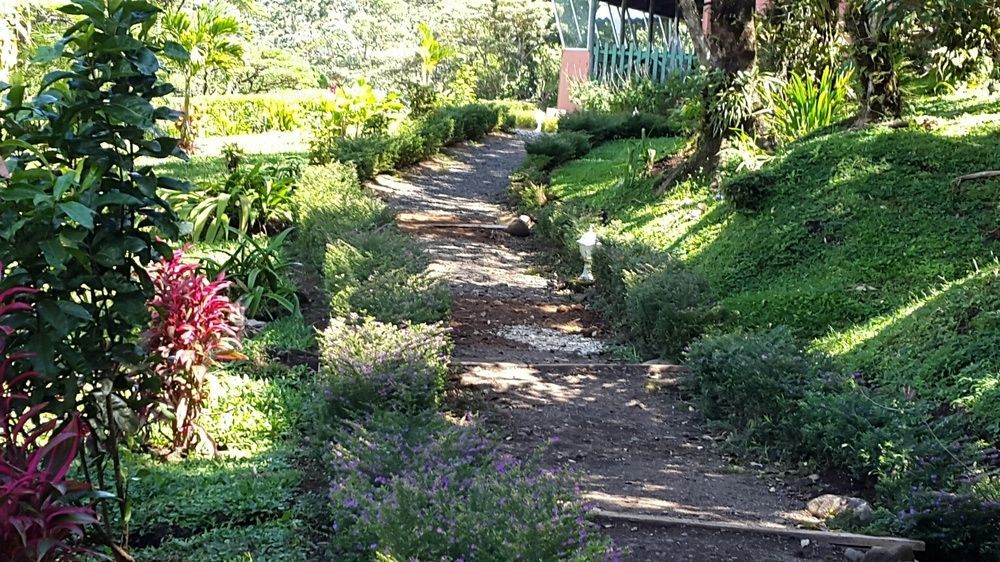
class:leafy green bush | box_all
[340,268,451,325]
[324,411,621,562]
[322,229,448,324]
[524,131,592,170]
[767,67,854,144]
[569,74,704,131]
[290,163,392,268]
[880,490,1000,559]
[327,135,397,180]
[170,158,304,243]
[204,229,299,319]
[797,382,975,498]
[721,168,778,211]
[317,317,451,416]
[559,111,679,144]
[0,1,185,541]
[685,328,815,445]
[172,90,334,137]
[592,243,675,320]
[322,230,425,298]
[623,263,726,360]
[441,103,501,140]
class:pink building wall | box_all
[557,49,591,112]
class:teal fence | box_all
[589,42,697,83]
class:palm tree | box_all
[162,2,244,149]
[417,23,454,85]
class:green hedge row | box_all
[309,103,503,180]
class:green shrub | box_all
[767,67,854,144]
[322,229,447,324]
[322,230,424,294]
[204,229,299,319]
[593,243,675,320]
[442,103,501,141]
[524,131,592,170]
[569,75,704,126]
[328,135,397,180]
[879,490,1000,559]
[623,263,725,360]
[317,317,451,416]
[199,369,308,452]
[290,163,392,268]
[340,268,451,325]
[169,158,304,243]
[721,169,777,211]
[559,111,679,144]
[797,382,977,501]
[685,328,815,445]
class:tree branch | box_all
[953,170,1000,190]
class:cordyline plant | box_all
[145,248,244,457]
[0,0,189,554]
[0,266,101,562]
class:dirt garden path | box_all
[371,134,847,561]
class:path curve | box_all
[373,134,846,561]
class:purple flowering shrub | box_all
[325,411,623,561]
[865,487,1000,558]
[317,316,451,416]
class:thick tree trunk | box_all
[657,0,757,194]
[845,1,901,125]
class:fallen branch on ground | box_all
[590,509,925,551]
[952,170,1000,190]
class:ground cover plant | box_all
[525,94,1000,557]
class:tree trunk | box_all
[845,1,901,125]
[657,0,757,194]
[181,74,194,150]
[0,10,18,83]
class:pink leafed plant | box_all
[145,247,245,455]
[1,264,99,562]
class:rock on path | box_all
[373,133,846,561]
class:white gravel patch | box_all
[496,324,606,356]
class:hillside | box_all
[543,93,1000,437]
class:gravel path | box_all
[374,134,849,561]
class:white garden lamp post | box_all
[577,226,598,284]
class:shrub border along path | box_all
[373,131,860,561]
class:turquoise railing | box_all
[589,42,697,83]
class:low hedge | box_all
[310,103,503,180]
[558,110,680,144]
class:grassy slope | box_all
[546,94,1000,426]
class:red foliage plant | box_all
[145,248,244,455]
[1,266,99,562]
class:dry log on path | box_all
[590,508,925,552]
